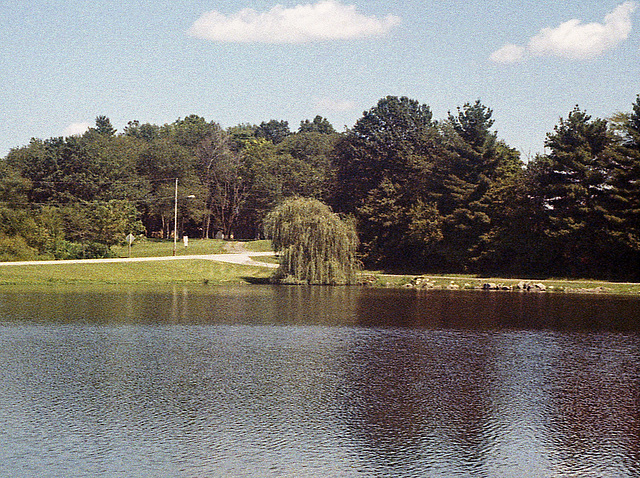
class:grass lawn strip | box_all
[1,239,639,294]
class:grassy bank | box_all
[1,239,639,294]
[0,238,273,285]
[0,259,272,285]
[1,262,639,294]
[111,238,226,257]
[363,273,640,296]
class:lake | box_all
[1,285,639,477]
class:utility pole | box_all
[173,177,178,256]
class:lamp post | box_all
[173,178,178,256]
[173,178,196,256]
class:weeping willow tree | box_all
[264,197,360,285]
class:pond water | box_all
[1,285,639,477]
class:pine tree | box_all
[603,96,640,278]
[535,106,614,277]
[94,115,116,137]
[433,101,522,270]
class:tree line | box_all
[1,95,639,281]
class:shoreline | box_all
[361,273,640,296]
[0,265,638,295]
[0,244,638,295]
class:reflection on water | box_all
[0,285,639,477]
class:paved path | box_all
[0,252,279,268]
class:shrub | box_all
[0,234,39,262]
[51,240,115,260]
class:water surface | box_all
[1,285,639,477]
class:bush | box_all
[51,240,115,260]
[0,234,39,262]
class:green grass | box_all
[241,240,274,252]
[0,239,275,285]
[2,238,639,294]
[111,238,226,258]
[0,259,272,285]
[250,255,280,265]
[362,272,640,295]
[1,262,638,293]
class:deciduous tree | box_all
[255,120,290,144]
[298,116,336,134]
[265,197,360,285]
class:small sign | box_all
[126,233,135,258]
[183,235,189,248]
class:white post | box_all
[173,178,178,256]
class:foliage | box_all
[529,107,617,277]
[298,116,336,134]
[124,120,160,142]
[430,103,523,271]
[93,115,116,137]
[89,200,146,246]
[332,95,436,214]
[255,120,291,144]
[49,240,115,260]
[0,234,38,262]
[195,123,247,238]
[238,133,338,239]
[2,95,640,280]
[264,197,360,285]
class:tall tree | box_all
[602,95,640,278]
[171,115,212,152]
[136,139,195,237]
[531,106,614,277]
[195,124,247,238]
[255,120,291,144]
[94,115,116,137]
[299,115,336,134]
[431,101,522,270]
[124,120,160,142]
[331,96,441,267]
[332,96,436,214]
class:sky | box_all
[1,0,639,159]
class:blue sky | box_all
[1,0,639,159]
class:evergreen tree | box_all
[532,106,615,277]
[432,101,522,270]
[94,115,116,137]
[603,95,640,278]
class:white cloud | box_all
[491,1,636,63]
[490,43,525,64]
[187,1,401,44]
[63,122,91,137]
[314,97,356,112]
[529,1,636,59]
